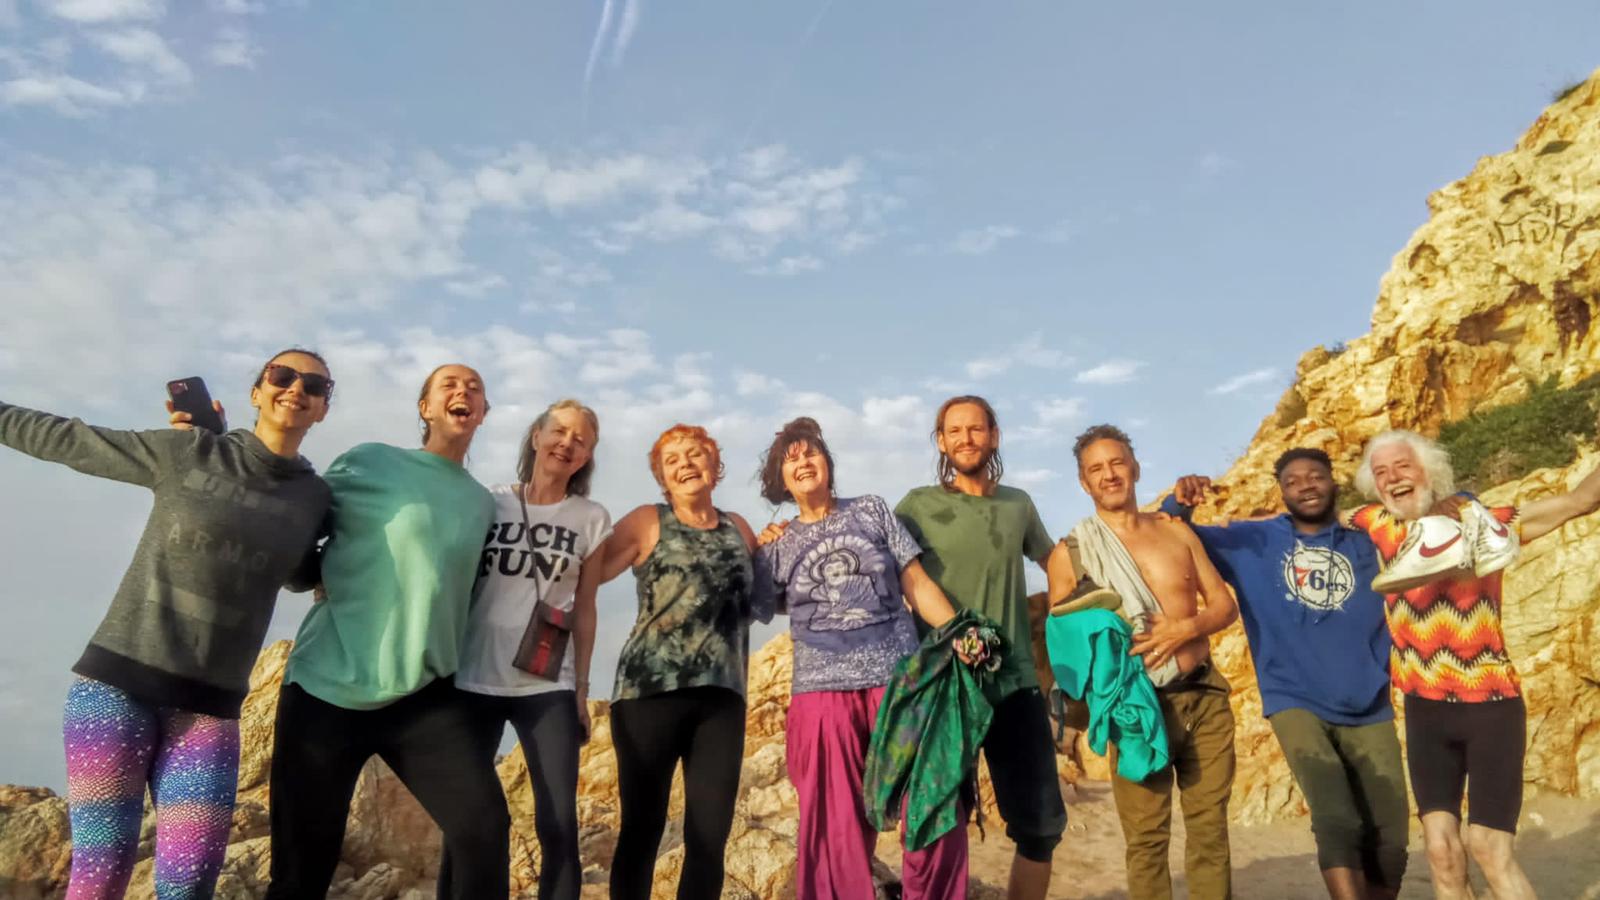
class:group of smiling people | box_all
[6,346,1600,900]
[1,349,1028,900]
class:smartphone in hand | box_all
[166,377,226,434]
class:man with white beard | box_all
[1347,429,1600,900]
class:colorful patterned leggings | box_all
[63,677,240,900]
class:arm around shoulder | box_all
[596,505,657,584]
[1044,539,1079,604]
[727,511,760,553]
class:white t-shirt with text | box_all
[455,484,612,696]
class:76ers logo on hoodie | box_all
[1282,545,1355,611]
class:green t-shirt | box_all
[285,443,495,710]
[895,484,1053,691]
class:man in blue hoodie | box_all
[1161,448,1406,900]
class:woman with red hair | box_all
[600,423,766,900]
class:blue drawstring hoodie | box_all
[1160,496,1392,725]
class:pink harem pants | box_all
[787,687,968,900]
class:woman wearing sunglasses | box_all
[258,363,510,900]
[0,348,332,900]
[439,398,610,900]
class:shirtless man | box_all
[1049,424,1239,900]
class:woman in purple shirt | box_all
[754,417,967,900]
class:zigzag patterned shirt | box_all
[1351,502,1521,703]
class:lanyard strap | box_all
[518,484,547,611]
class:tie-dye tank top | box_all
[612,504,755,702]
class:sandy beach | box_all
[871,784,1600,899]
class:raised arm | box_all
[0,400,187,488]
[1517,463,1600,543]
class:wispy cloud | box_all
[1209,367,1278,395]
[1075,359,1144,385]
[611,0,641,67]
[206,26,260,68]
[88,27,191,84]
[951,224,1020,255]
[735,371,786,396]
[1035,397,1086,425]
[1197,151,1234,178]
[442,273,509,298]
[1008,468,1061,487]
[583,0,641,97]
[764,255,821,277]
[38,0,164,24]
[0,73,127,114]
[963,335,1071,380]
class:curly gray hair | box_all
[1353,429,1456,500]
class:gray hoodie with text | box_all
[0,401,330,717]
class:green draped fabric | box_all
[863,609,1022,851]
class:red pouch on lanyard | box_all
[513,601,571,679]
[509,486,573,680]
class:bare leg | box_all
[1319,866,1367,900]
[1420,812,1476,900]
[1006,854,1051,900]
[1466,824,1536,900]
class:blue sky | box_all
[2,0,1597,788]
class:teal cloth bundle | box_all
[1045,608,1170,782]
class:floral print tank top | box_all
[612,504,756,702]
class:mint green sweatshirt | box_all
[285,442,494,710]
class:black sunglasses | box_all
[262,364,334,398]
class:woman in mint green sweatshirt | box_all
[1,348,334,900]
[260,363,509,900]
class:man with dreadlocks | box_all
[1161,448,1406,900]
[1347,429,1600,900]
[894,395,1066,900]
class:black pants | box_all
[1404,694,1526,833]
[608,686,746,900]
[264,679,510,900]
[982,687,1068,862]
[438,689,582,900]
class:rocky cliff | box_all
[6,67,1600,900]
[1185,70,1600,826]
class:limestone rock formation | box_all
[0,786,71,900]
[1173,70,1600,825]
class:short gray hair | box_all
[1354,429,1456,500]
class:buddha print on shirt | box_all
[756,495,923,695]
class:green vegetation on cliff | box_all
[1440,374,1600,491]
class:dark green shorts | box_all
[1268,708,1409,886]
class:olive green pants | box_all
[1109,665,1236,900]
[1268,707,1409,887]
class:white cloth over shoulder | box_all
[1069,515,1182,688]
